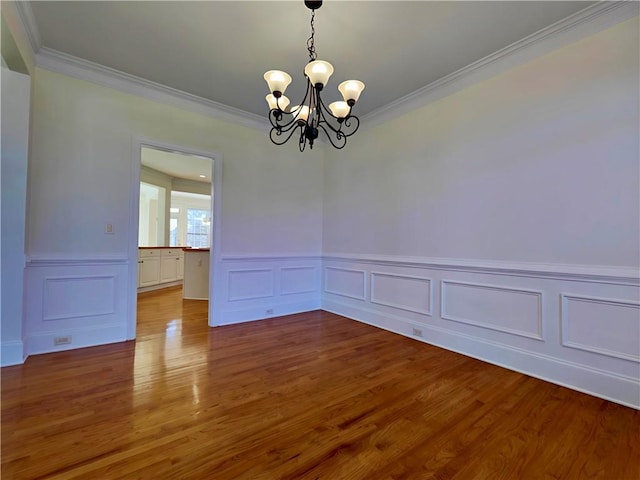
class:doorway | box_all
[127,139,222,340]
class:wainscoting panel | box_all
[322,254,640,408]
[441,280,543,340]
[228,269,274,301]
[43,275,116,321]
[371,272,432,316]
[214,256,322,326]
[281,266,318,296]
[324,267,366,300]
[24,257,130,356]
[561,294,640,362]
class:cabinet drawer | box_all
[161,249,183,257]
[139,249,161,258]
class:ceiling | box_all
[141,146,212,183]
[26,1,595,119]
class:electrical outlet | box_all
[54,335,72,346]
[265,309,274,315]
[412,328,423,338]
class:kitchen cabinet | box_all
[138,249,161,287]
[183,248,210,300]
[138,248,185,289]
[160,248,181,283]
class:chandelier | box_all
[263,0,365,151]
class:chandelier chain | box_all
[307,9,317,61]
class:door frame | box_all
[126,136,223,339]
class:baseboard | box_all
[323,298,640,410]
[137,280,183,294]
[1,340,27,366]
[26,323,128,356]
[214,299,322,327]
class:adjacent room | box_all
[2,1,638,478]
[137,146,213,311]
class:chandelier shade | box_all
[328,101,350,119]
[263,70,292,96]
[291,105,310,123]
[263,0,364,151]
[266,94,290,111]
[304,60,334,88]
[338,80,366,105]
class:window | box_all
[186,208,211,248]
[170,191,211,247]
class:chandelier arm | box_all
[317,123,347,149]
[270,124,304,146]
[271,79,315,129]
[298,127,308,152]
[340,115,361,137]
[315,97,344,134]
[314,94,360,138]
[268,110,301,132]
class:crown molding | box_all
[13,1,638,134]
[361,1,640,129]
[35,47,270,132]
[13,0,41,53]
[2,0,39,73]
[12,0,267,131]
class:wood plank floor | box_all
[2,286,639,479]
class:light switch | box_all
[105,223,114,234]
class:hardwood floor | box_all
[2,286,639,479]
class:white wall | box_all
[322,18,640,408]
[139,182,165,247]
[24,67,324,354]
[1,65,30,365]
[27,69,324,258]
[172,177,211,196]
[140,165,172,246]
[324,18,639,268]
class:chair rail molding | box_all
[322,253,640,286]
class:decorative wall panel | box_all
[561,294,640,362]
[228,269,274,301]
[281,266,317,295]
[371,272,432,315]
[441,280,543,340]
[43,275,116,321]
[324,267,366,300]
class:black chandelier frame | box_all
[267,0,361,152]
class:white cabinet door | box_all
[160,255,178,283]
[139,256,161,287]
